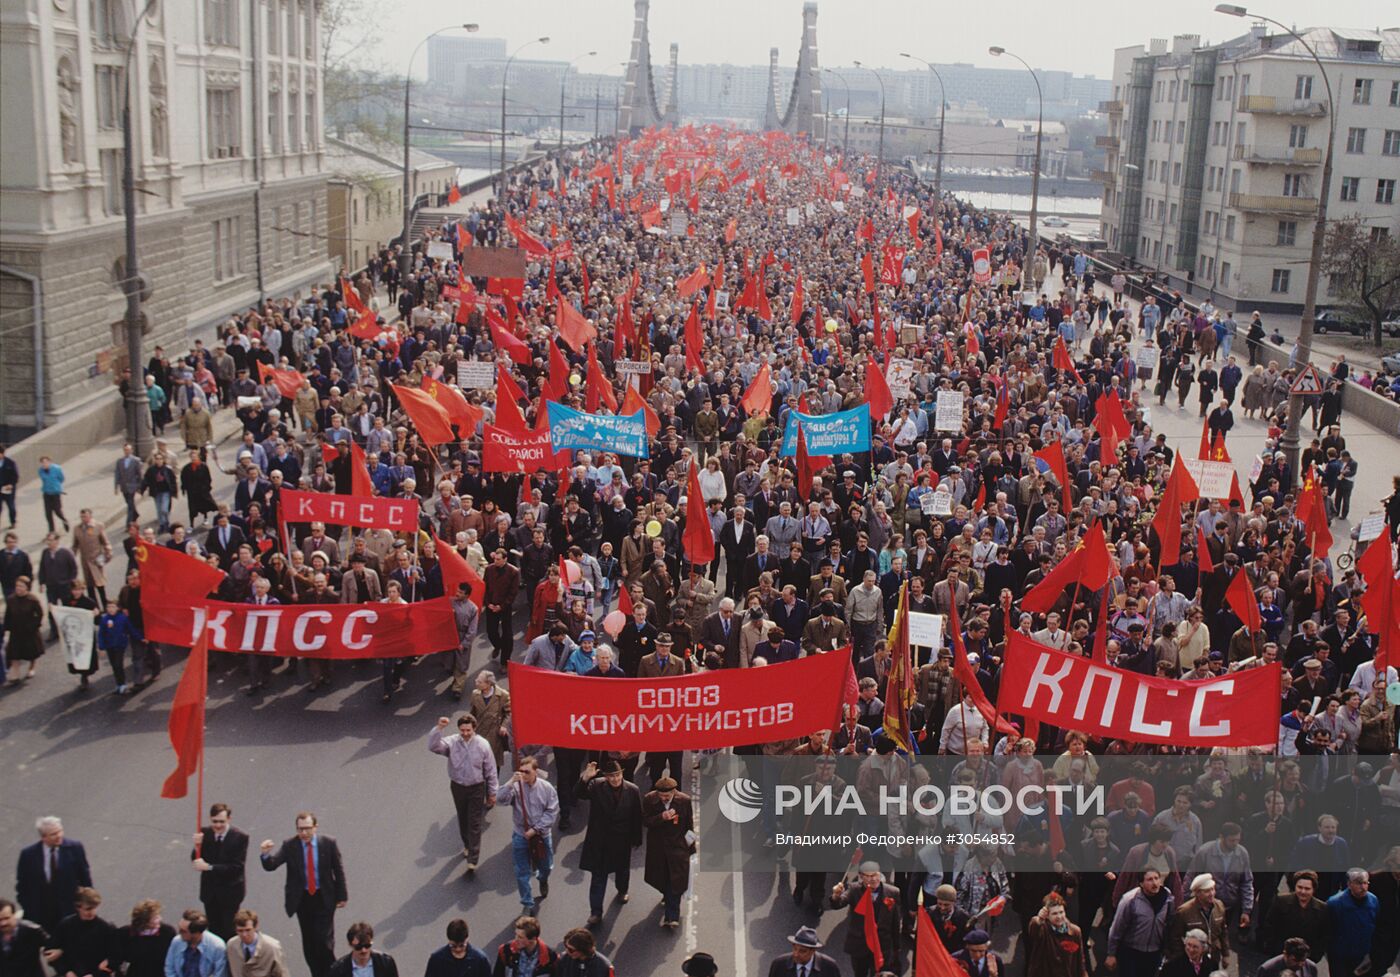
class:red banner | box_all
[998,634,1280,747]
[507,648,852,750]
[280,488,419,533]
[482,424,570,473]
[143,598,458,658]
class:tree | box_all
[321,0,402,144]
[1321,216,1400,348]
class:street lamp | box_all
[400,24,478,286]
[119,0,160,456]
[853,61,886,185]
[990,45,1043,301]
[1215,3,1335,490]
[560,52,597,154]
[501,37,550,196]
[900,52,947,201]
[821,68,851,153]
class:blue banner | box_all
[781,405,871,456]
[546,401,650,458]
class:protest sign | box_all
[935,391,964,431]
[780,405,871,456]
[456,361,495,389]
[546,402,650,457]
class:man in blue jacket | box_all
[1327,869,1378,977]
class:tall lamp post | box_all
[852,61,886,185]
[822,68,851,153]
[400,24,478,285]
[899,53,947,202]
[559,52,597,154]
[989,46,1043,301]
[1216,3,1334,490]
[501,37,550,196]
[120,0,160,456]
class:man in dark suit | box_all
[697,599,743,668]
[14,815,91,932]
[720,508,756,600]
[328,921,396,977]
[260,812,347,977]
[743,535,778,595]
[830,863,900,977]
[205,513,247,570]
[766,925,841,976]
[0,897,50,977]
[191,802,248,939]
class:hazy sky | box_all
[372,0,1395,80]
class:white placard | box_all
[935,391,965,432]
[1183,458,1235,500]
[850,186,866,198]
[426,241,454,262]
[886,358,916,400]
[919,493,940,515]
[805,203,816,217]
[456,361,495,389]
[669,211,688,237]
[622,174,634,191]
[1135,346,1158,370]
[909,611,944,650]
[1248,456,1264,485]
[615,359,653,375]
[830,200,846,212]
[930,491,953,516]
[52,605,95,672]
[786,207,801,226]
[1358,514,1387,542]
[659,195,671,212]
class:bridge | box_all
[617,0,824,138]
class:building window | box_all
[1177,120,1186,143]
[1379,179,1396,205]
[267,91,281,153]
[1169,202,1178,225]
[1372,226,1391,243]
[206,86,241,158]
[266,2,279,54]
[1235,121,1246,147]
[304,93,315,149]
[1224,215,1235,241]
[1169,80,1178,101]
[1230,168,1241,194]
[1220,260,1231,285]
[1152,239,1161,260]
[1383,130,1400,156]
[91,0,122,48]
[213,216,240,280]
[1346,128,1366,154]
[1295,75,1313,100]
[1353,78,1372,105]
[1173,161,1182,186]
[287,90,300,152]
[1148,160,1157,181]
[285,1,298,57]
[1288,125,1307,148]
[1283,173,1306,197]
[1340,176,1360,201]
[99,149,123,215]
[1392,81,1400,107]
[1277,220,1297,246]
[205,0,238,46]
[303,1,314,58]
[1165,244,1173,266]
[1271,269,1290,293]
[95,65,123,131]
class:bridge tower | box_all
[661,43,681,126]
[617,0,664,135]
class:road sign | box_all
[1290,364,1325,396]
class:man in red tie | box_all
[259,812,347,977]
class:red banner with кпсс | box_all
[279,488,420,534]
[507,648,852,750]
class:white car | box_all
[1043,216,1070,228]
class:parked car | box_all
[1312,310,1368,335]
[1382,351,1400,374]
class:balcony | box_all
[1228,191,1318,214]
[1095,135,1118,149]
[1231,144,1324,165]
[1099,100,1123,114]
[1236,94,1327,116]
[1091,168,1114,183]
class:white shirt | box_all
[1349,662,1398,694]
[938,702,990,755]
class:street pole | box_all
[594,82,600,139]
[501,37,550,200]
[1215,4,1333,489]
[854,62,886,186]
[822,69,851,155]
[901,54,947,201]
[120,0,159,457]
[991,46,1043,300]
[401,24,477,287]
[559,52,597,155]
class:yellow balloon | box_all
[568,372,581,387]
[825,319,838,333]
[645,519,663,538]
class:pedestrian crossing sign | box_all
[1289,364,1325,396]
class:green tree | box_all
[321,0,401,144]
[1321,217,1400,348]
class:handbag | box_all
[517,783,548,868]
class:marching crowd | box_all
[4,123,1400,977]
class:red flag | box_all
[496,363,526,408]
[134,541,226,601]
[1091,584,1112,664]
[1357,532,1400,670]
[348,442,374,499]
[677,264,709,298]
[422,376,483,440]
[866,358,894,420]
[854,887,885,972]
[683,463,716,567]
[490,314,531,365]
[618,582,635,617]
[1225,569,1262,632]
[842,651,860,714]
[1034,440,1074,515]
[993,377,1011,430]
[543,341,571,404]
[1047,793,1067,862]
[861,252,876,295]
[447,184,461,205]
[949,594,1020,736]
[622,385,660,437]
[160,629,208,799]
[1299,467,1334,558]
[504,214,550,256]
[392,383,458,446]
[1021,523,1113,614]
[1096,391,1131,461]
[906,207,921,238]
[256,362,305,400]
[723,217,738,243]
[585,344,617,413]
[933,222,944,266]
[434,535,485,609]
[340,278,367,314]
[916,902,966,977]
[684,301,704,373]
[1197,527,1215,573]
[790,273,804,326]
[740,363,772,416]
[1152,456,1196,568]
[495,382,530,434]
[556,296,597,353]
[1052,336,1083,384]
[857,216,875,242]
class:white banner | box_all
[935,391,964,432]
[885,358,916,400]
[426,241,454,262]
[456,361,495,389]
[909,611,944,650]
[53,605,95,672]
[615,359,653,375]
[1182,458,1235,500]
[1135,346,1158,370]
[786,207,801,226]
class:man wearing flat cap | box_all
[831,862,900,977]
[643,776,694,930]
[577,759,643,927]
[952,928,1005,977]
[766,926,841,976]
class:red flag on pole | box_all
[348,442,375,499]
[490,314,532,365]
[683,463,716,566]
[1357,531,1400,670]
[865,357,894,420]
[391,384,458,446]
[1197,527,1215,573]
[584,343,617,413]
[676,264,709,298]
[916,901,966,977]
[684,301,704,373]
[1225,569,1262,632]
[434,535,485,609]
[556,296,597,353]
[948,596,1020,736]
[160,628,208,799]
[1052,337,1083,384]
[861,252,876,295]
[790,273,804,326]
[740,363,773,416]
[854,887,886,973]
[1034,440,1074,515]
